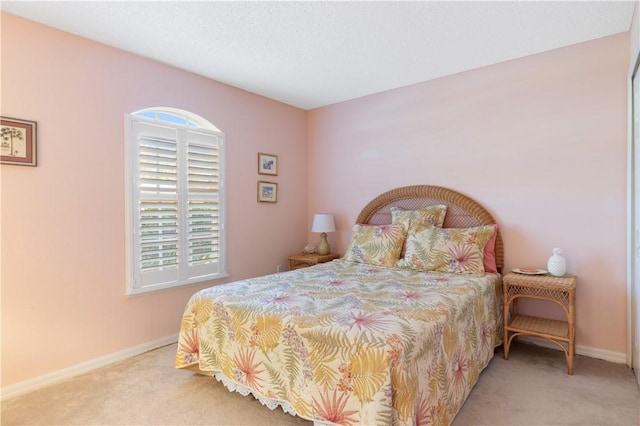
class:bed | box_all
[175,185,504,425]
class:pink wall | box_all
[308,33,630,355]
[1,13,308,387]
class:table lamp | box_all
[311,214,336,255]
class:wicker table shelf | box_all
[503,272,577,374]
[288,252,340,270]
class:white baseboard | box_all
[517,336,627,364]
[1,334,179,401]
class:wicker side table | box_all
[287,252,340,270]
[503,272,577,374]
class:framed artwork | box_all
[258,152,278,176]
[1,117,37,166]
[258,181,278,203]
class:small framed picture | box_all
[258,181,278,203]
[258,152,278,176]
[1,117,37,166]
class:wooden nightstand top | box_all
[503,272,577,291]
[288,252,340,270]
[288,252,340,264]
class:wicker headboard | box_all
[356,185,504,271]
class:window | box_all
[125,108,226,295]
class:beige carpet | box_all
[2,341,639,425]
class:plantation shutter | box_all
[185,130,222,279]
[127,115,225,294]
[137,121,180,286]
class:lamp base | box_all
[317,232,330,255]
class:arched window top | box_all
[133,107,221,132]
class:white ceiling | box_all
[1,1,636,110]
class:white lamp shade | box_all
[311,214,336,233]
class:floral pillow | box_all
[390,205,447,233]
[398,225,496,274]
[390,205,447,257]
[343,224,406,267]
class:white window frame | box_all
[125,108,227,295]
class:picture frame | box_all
[258,181,278,203]
[258,152,278,176]
[1,116,37,166]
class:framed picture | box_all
[258,181,278,203]
[258,152,278,176]
[1,117,37,166]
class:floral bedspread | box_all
[175,260,502,426]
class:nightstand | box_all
[288,252,340,270]
[503,272,577,374]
